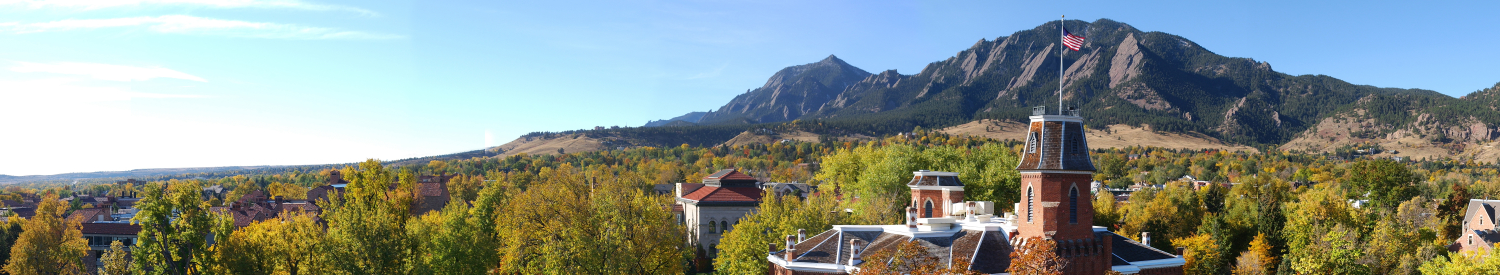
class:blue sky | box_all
[1,0,1495,175]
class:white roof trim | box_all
[767,255,850,273]
[1112,264,1142,274]
[1129,257,1187,269]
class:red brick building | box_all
[767,110,1184,274]
[1455,199,1500,252]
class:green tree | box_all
[1345,159,1417,209]
[408,200,497,274]
[5,192,88,275]
[716,191,854,274]
[131,179,232,275]
[320,160,413,274]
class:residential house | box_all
[1456,199,1500,252]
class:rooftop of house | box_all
[769,216,1181,274]
[679,186,763,206]
[703,169,758,188]
[81,223,141,236]
[906,170,963,187]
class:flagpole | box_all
[1059,15,1064,115]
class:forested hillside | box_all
[653,19,1499,151]
[9,132,1500,274]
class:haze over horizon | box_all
[1,0,1495,176]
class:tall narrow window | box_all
[924,200,934,218]
[708,220,717,233]
[1069,186,1079,224]
[721,221,730,232]
[1069,124,1083,155]
[1027,186,1034,223]
[1026,133,1039,154]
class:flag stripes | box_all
[1063,28,1085,51]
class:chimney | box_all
[966,201,977,221]
[848,239,866,266]
[274,196,284,204]
[785,235,797,260]
[906,206,918,229]
[797,229,806,243]
[1141,232,1151,246]
[1176,247,1186,256]
[770,243,778,254]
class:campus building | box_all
[766,109,1186,274]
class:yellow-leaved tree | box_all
[491,164,687,274]
[5,192,88,275]
[211,212,328,274]
[98,240,130,275]
[1172,233,1223,275]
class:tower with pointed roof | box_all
[1014,106,1112,274]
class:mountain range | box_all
[647,18,1500,160]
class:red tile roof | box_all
[681,186,763,203]
[80,223,141,235]
[705,169,756,181]
[67,208,112,223]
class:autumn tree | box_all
[0,214,23,272]
[1172,233,1223,275]
[854,239,979,275]
[320,160,413,274]
[1420,244,1500,274]
[98,240,130,275]
[491,164,686,274]
[211,212,328,275]
[1007,237,1067,275]
[4,192,88,275]
[1232,234,1275,275]
[408,200,497,274]
[131,179,233,275]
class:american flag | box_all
[1063,28,1085,51]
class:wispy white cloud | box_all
[0,15,403,39]
[0,0,377,16]
[11,61,207,82]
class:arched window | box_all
[1069,186,1079,224]
[707,220,717,233]
[1027,186,1034,223]
[721,221,730,232]
[924,200,934,218]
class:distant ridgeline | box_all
[641,18,1500,149]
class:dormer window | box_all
[1026,133,1039,154]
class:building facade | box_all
[1456,199,1500,252]
[677,169,765,258]
[767,109,1186,274]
